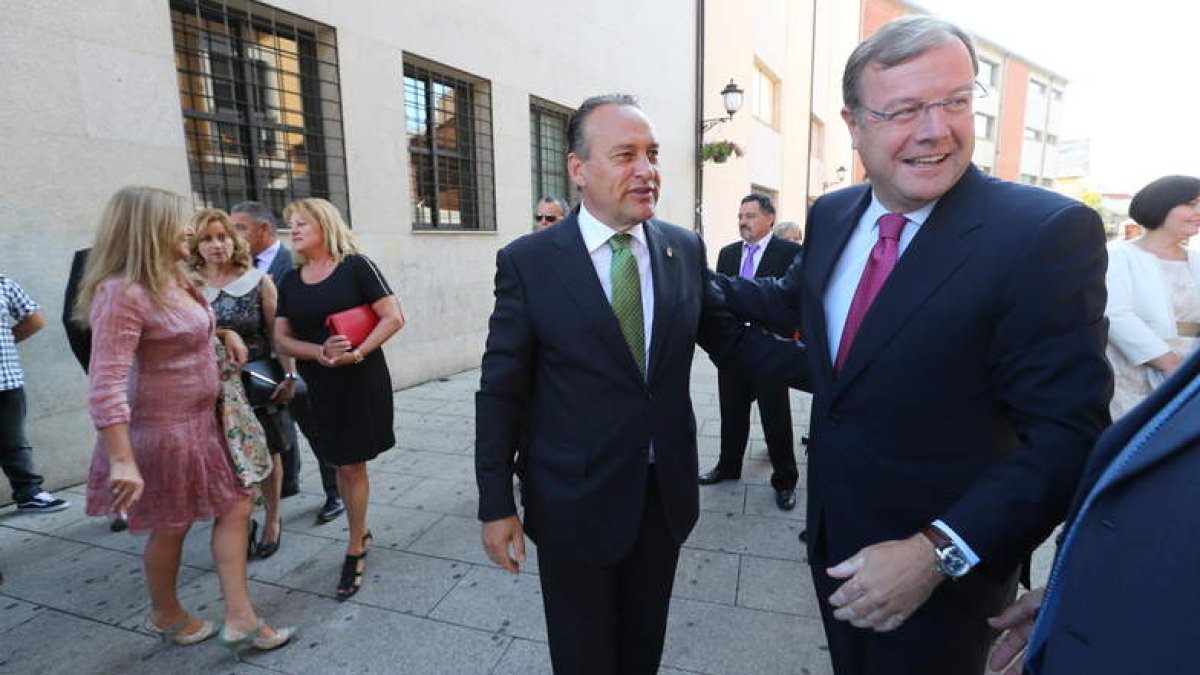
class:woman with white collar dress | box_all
[1106,175,1200,418]
[189,208,296,559]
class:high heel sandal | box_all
[336,531,373,600]
[144,614,218,645]
[218,619,297,661]
[255,519,282,559]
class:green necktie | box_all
[608,233,645,375]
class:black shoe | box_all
[698,467,738,485]
[799,529,809,544]
[256,520,282,559]
[110,514,129,532]
[316,497,345,524]
[775,488,796,511]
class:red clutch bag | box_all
[325,304,379,348]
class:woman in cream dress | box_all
[1106,175,1200,418]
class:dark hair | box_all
[843,15,978,115]
[1129,175,1200,229]
[567,93,640,159]
[741,193,776,217]
[230,201,278,229]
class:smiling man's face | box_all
[843,39,976,213]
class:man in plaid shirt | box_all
[1,274,68,514]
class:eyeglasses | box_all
[535,214,559,223]
[862,81,988,126]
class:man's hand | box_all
[987,587,1045,675]
[826,533,943,632]
[481,515,527,573]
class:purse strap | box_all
[359,255,392,297]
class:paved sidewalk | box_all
[0,355,1050,674]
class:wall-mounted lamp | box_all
[700,79,745,133]
[822,165,847,191]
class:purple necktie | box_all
[740,243,761,279]
[834,213,907,374]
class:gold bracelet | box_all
[352,349,365,364]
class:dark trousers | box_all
[281,389,339,499]
[536,471,680,675]
[809,522,1017,675]
[0,388,44,502]
[716,368,798,490]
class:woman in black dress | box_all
[273,198,404,599]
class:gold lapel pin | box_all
[666,247,673,258]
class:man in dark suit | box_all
[230,201,344,524]
[986,351,1200,675]
[699,193,802,510]
[716,16,1111,675]
[476,94,743,674]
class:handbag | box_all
[214,341,272,487]
[241,358,285,409]
[325,304,379,348]
[323,256,391,348]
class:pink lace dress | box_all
[84,276,250,534]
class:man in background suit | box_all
[476,94,745,674]
[230,201,344,524]
[699,193,802,510]
[986,350,1200,675]
[717,16,1111,674]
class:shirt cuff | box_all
[933,519,981,569]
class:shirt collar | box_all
[864,193,938,231]
[744,232,772,250]
[257,239,281,261]
[578,203,648,254]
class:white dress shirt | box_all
[254,239,282,273]
[739,232,773,278]
[577,204,655,374]
[820,193,980,568]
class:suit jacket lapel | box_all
[756,237,789,278]
[551,216,642,379]
[645,220,677,384]
[1099,369,1200,497]
[807,188,872,380]
[832,170,985,396]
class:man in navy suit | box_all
[699,193,802,510]
[231,201,344,524]
[717,16,1111,674]
[986,351,1200,675]
[476,94,750,674]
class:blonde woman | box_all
[273,198,404,600]
[188,208,295,559]
[76,186,293,657]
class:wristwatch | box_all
[352,349,365,364]
[284,372,299,381]
[921,524,970,579]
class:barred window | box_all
[171,0,349,220]
[404,56,496,231]
[529,98,576,215]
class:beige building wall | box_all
[0,0,696,498]
[700,0,816,256]
[807,0,860,211]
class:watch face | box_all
[939,547,970,578]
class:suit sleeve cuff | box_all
[933,519,981,568]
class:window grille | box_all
[171,0,349,221]
[529,99,576,216]
[404,57,495,231]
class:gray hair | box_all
[843,15,978,115]
[773,221,802,241]
[230,200,278,229]
[567,93,640,159]
[538,196,569,214]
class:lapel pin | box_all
[666,247,673,258]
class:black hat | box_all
[1129,175,1200,229]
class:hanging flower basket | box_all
[701,140,744,164]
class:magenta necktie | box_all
[739,243,760,279]
[834,213,907,374]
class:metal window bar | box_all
[170,0,350,223]
[529,100,576,218]
[404,58,496,231]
